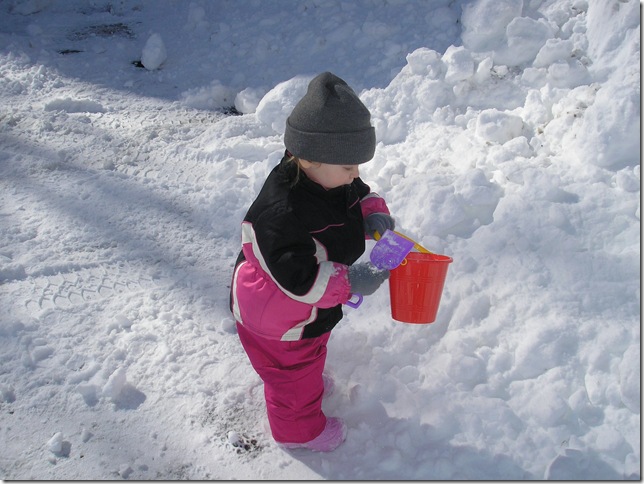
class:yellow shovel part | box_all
[373,230,432,254]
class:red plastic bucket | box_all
[389,252,453,324]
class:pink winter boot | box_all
[279,417,347,452]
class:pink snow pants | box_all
[236,322,329,443]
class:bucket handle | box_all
[345,293,363,309]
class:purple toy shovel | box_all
[346,230,424,309]
[370,230,417,270]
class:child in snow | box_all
[230,72,394,452]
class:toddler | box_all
[230,72,394,451]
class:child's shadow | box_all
[285,396,531,480]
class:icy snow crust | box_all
[0,0,640,480]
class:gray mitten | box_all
[348,262,389,296]
[364,213,395,238]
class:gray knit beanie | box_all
[284,72,376,165]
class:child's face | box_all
[299,159,359,189]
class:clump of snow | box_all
[141,33,167,70]
[44,97,105,113]
[475,108,524,144]
[102,367,127,401]
[47,432,64,454]
[461,0,523,53]
[234,87,267,115]
[46,431,70,459]
[255,75,312,134]
[180,79,237,110]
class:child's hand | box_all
[348,262,389,296]
[364,213,395,238]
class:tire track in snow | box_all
[20,261,159,312]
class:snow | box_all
[140,33,167,71]
[0,0,639,480]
